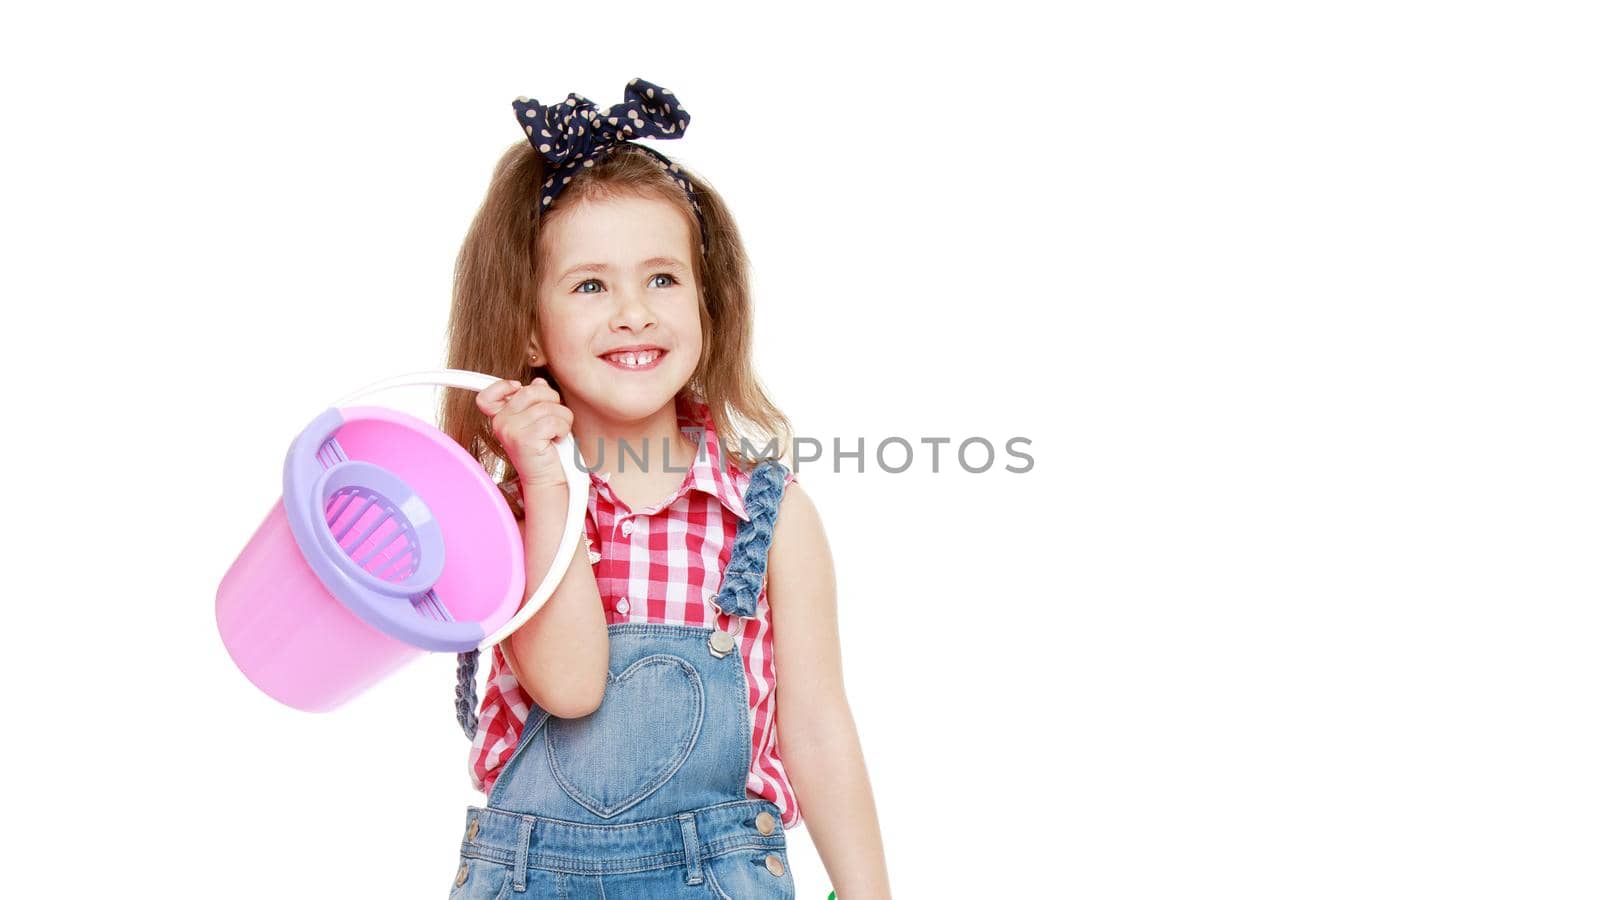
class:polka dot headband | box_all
[512,77,708,254]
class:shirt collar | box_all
[587,392,750,522]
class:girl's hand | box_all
[477,378,574,489]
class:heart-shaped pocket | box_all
[545,653,705,818]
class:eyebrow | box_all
[557,256,689,281]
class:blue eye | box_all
[572,274,679,294]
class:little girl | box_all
[435,79,890,899]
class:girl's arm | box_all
[500,479,609,718]
[768,481,892,899]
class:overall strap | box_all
[455,649,481,738]
[458,459,790,736]
[713,459,790,620]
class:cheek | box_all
[672,322,703,364]
[539,309,595,353]
[671,298,704,346]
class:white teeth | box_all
[608,350,660,367]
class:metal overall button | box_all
[454,863,469,887]
[764,853,785,877]
[708,629,736,658]
[466,817,479,841]
[754,811,777,835]
[708,597,738,658]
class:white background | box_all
[4,1,1596,897]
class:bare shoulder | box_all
[766,477,837,615]
[770,477,831,567]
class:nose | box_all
[609,283,657,332]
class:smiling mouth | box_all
[600,349,666,370]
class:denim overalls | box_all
[449,460,798,899]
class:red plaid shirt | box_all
[469,393,802,829]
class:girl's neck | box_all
[570,396,701,484]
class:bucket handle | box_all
[333,368,589,651]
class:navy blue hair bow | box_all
[512,77,707,253]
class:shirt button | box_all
[754,811,777,835]
[764,853,785,877]
[615,598,630,614]
[619,519,634,536]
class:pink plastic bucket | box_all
[215,370,588,713]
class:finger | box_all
[536,404,575,435]
[501,406,572,447]
[525,413,572,445]
[520,378,561,404]
[476,379,522,415]
[492,379,556,419]
[499,417,564,462]
[501,384,560,417]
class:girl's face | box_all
[534,191,703,425]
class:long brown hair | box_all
[438,141,793,503]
